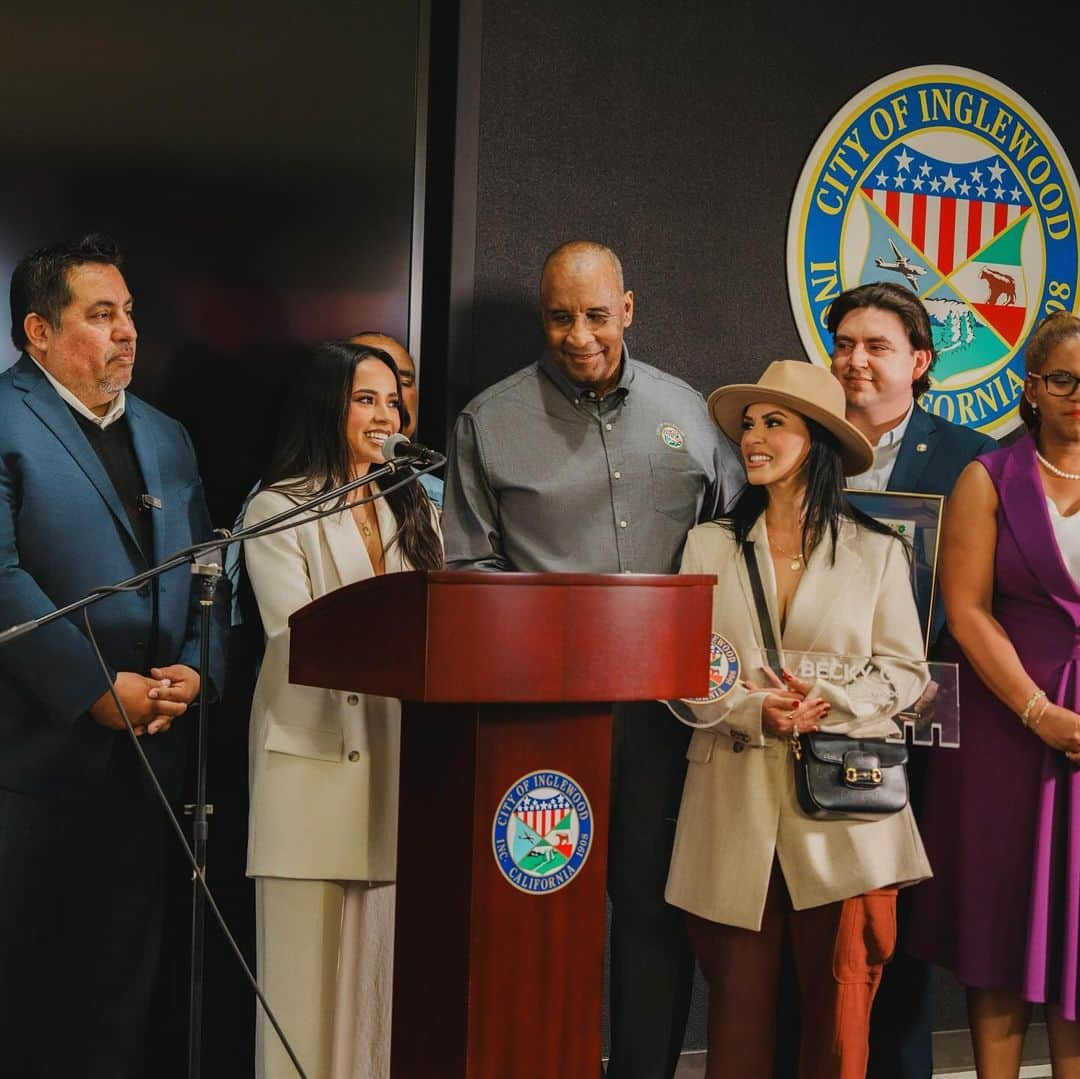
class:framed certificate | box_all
[844,489,946,658]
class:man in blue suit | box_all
[0,234,227,1078]
[830,282,997,1079]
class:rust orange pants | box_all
[684,864,897,1079]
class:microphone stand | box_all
[0,454,440,1079]
[186,557,221,1079]
[0,457,413,648]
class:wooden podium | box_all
[289,571,714,1078]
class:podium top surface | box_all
[289,570,715,703]
[391,571,713,587]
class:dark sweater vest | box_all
[70,409,154,561]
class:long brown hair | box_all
[262,340,443,570]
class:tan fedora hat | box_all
[707,360,874,476]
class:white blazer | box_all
[665,515,932,930]
[243,481,440,881]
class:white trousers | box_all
[254,877,396,1079]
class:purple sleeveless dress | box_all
[908,433,1080,1017]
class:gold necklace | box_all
[353,504,382,549]
[769,537,804,572]
[354,507,385,573]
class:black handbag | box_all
[741,541,909,822]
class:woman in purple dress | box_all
[910,311,1080,1077]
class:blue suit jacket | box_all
[0,355,227,799]
[886,405,997,648]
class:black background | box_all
[454,2,1079,424]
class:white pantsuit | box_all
[244,483,439,1079]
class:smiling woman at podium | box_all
[242,341,443,1079]
[664,362,930,1079]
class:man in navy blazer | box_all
[0,235,227,1077]
[830,282,997,1079]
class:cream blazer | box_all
[243,482,440,882]
[665,515,932,930]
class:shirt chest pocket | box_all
[649,453,705,522]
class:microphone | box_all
[380,434,443,465]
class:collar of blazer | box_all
[888,404,937,493]
[738,513,864,657]
[1000,434,1080,619]
[14,354,158,563]
[321,482,409,583]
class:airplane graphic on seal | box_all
[875,239,928,292]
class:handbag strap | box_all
[743,539,799,756]
[741,540,779,655]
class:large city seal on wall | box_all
[492,770,593,895]
[788,66,1080,436]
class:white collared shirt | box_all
[846,402,915,492]
[27,354,126,429]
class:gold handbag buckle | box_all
[845,766,882,784]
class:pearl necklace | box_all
[1036,450,1080,481]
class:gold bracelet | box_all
[1031,697,1050,730]
[1020,689,1047,726]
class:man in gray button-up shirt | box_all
[443,241,744,1079]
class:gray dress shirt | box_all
[442,349,744,574]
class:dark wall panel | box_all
[0,10,420,526]
[463,1,1078,413]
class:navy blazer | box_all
[887,405,997,647]
[0,355,228,799]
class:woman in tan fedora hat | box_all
[664,360,931,1079]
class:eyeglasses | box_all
[1028,371,1080,397]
